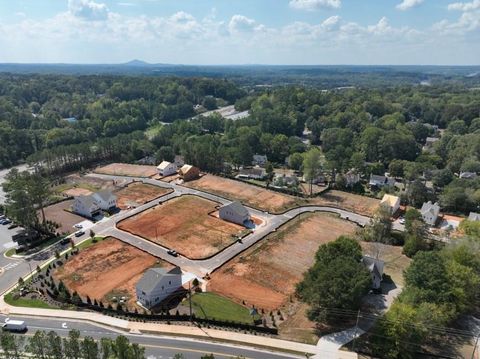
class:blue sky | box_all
[0,0,479,64]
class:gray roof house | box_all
[136,267,182,309]
[362,256,385,290]
[420,201,441,226]
[219,201,250,226]
[72,195,101,218]
[252,154,268,167]
[92,190,117,211]
[468,212,480,221]
[236,168,266,180]
[460,171,478,180]
[369,174,395,188]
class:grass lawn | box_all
[53,182,99,194]
[190,292,259,324]
[4,247,16,257]
[4,292,58,309]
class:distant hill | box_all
[0,62,479,88]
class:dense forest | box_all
[1,73,480,214]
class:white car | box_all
[399,218,406,225]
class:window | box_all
[169,280,171,285]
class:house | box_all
[136,267,182,309]
[236,168,266,180]
[420,201,440,226]
[252,154,268,167]
[174,155,185,168]
[73,195,101,218]
[302,174,326,184]
[219,201,250,226]
[345,169,360,187]
[362,256,385,290]
[468,212,480,221]
[369,174,395,188]
[137,155,156,165]
[62,117,77,123]
[157,161,177,177]
[380,194,400,215]
[273,173,298,188]
[92,190,117,211]
[178,164,200,182]
[423,137,439,152]
[459,171,477,180]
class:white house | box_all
[273,173,298,188]
[219,201,250,226]
[92,190,117,211]
[136,267,182,309]
[157,161,177,177]
[362,256,385,290]
[460,171,477,180]
[236,168,266,180]
[420,201,440,226]
[468,212,480,221]
[380,194,400,215]
[73,196,101,218]
[369,174,395,188]
[345,169,360,187]
[252,154,268,167]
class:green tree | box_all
[0,330,24,359]
[63,329,81,359]
[361,206,393,244]
[112,335,131,359]
[288,152,304,170]
[302,148,322,195]
[100,338,113,359]
[46,331,63,359]
[27,330,48,359]
[80,336,98,359]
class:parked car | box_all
[7,224,18,229]
[2,219,12,225]
[74,224,83,229]
[167,249,178,257]
[399,218,406,225]
[60,237,71,245]
[74,230,85,237]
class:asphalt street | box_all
[0,314,301,359]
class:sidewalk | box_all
[0,296,320,356]
[315,327,364,359]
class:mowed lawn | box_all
[118,195,242,259]
[191,292,259,324]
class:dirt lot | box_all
[53,237,169,310]
[63,188,93,197]
[185,175,378,216]
[115,182,172,210]
[94,163,158,178]
[185,174,307,213]
[209,213,357,311]
[310,190,380,217]
[118,195,243,259]
[54,173,120,196]
[42,200,85,234]
[360,242,411,287]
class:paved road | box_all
[0,314,300,359]
[87,173,405,277]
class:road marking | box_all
[2,261,20,271]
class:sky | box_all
[0,0,479,65]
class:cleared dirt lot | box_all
[185,175,378,216]
[42,200,85,234]
[185,174,307,213]
[115,182,172,210]
[94,163,157,178]
[209,213,357,311]
[118,195,243,259]
[310,190,380,217]
[54,173,120,196]
[53,237,169,310]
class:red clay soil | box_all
[185,174,307,213]
[209,213,357,311]
[95,163,158,178]
[118,195,243,259]
[115,182,172,209]
[310,190,380,217]
[53,237,170,310]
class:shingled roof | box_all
[136,267,181,295]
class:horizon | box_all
[0,0,479,65]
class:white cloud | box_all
[228,15,259,33]
[289,0,341,11]
[117,2,136,6]
[396,0,424,11]
[68,0,109,21]
[448,0,480,11]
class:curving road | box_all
[87,173,405,277]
